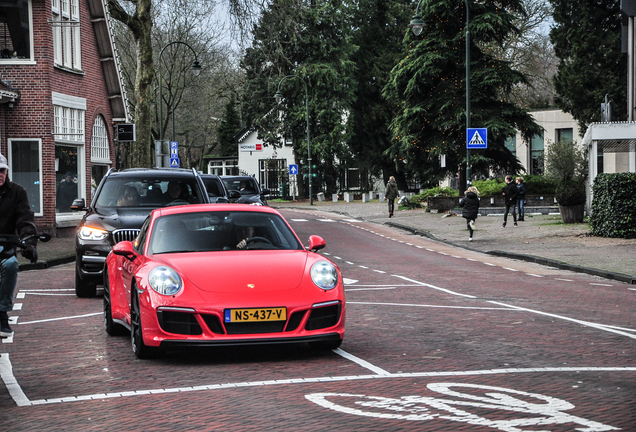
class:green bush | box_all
[555,180,586,206]
[523,175,558,194]
[417,187,459,198]
[472,179,505,195]
[590,173,636,238]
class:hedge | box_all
[590,173,636,238]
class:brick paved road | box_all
[1,208,634,431]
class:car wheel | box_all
[130,284,161,359]
[75,270,97,298]
[309,339,343,351]
[103,269,127,336]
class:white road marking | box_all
[19,289,74,292]
[372,270,386,274]
[13,303,22,310]
[342,219,360,223]
[346,288,397,292]
[527,274,544,278]
[16,293,25,299]
[483,263,496,266]
[333,349,391,376]
[392,275,477,299]
[21,293,76,296]
[358,266,368,269]
[348,301,512,311]
[18,312,101,325]
[590,283,613,287]
[2,352,635,407]
[317,219,337,223]
[290,219,308,222]
[503,267,519,272]
[342,278,358,285]
[555,278,574,282]
[345,261,355,265]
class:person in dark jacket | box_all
[385,176,399,218]
[56,172,77,212]
[516,176,526,221]
[502,174,519,227]
[0,153,38,338]
[459,186,480,241]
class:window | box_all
[91,115,109,163]
[55,145,80,213]
[531,131,544,175]
[54,106,84,143]
[556,128,573,143]
[259,159,286,192]
[52,0,81,70]
[0,0,33,61]
[8,139,42,216]
[207,159,238,176]
[505,136,516,156]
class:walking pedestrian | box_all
[502,174,519,227]
[516,176,526,221]
[385,176,398,218]
[0,153,38,338]
[459,186,480,241]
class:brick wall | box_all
[0,0,116,232]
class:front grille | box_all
[157,311,202,335]
[224,321,285,335]
[305,305,340,331]
[112,229,140,244]
[285,311,306,332]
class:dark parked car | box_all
[221,175,270,206]
[71,168,209,297]
[200,174,240,203]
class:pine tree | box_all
[549,0,627,130]
[383,0,541,189]
[216,98,243,157]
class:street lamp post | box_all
[274,75,313,205]
[409,0,471,192]
[157,41,202,167]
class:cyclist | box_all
[0,153,38,337]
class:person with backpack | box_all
[460,186,480,241]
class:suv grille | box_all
[112,229,140,244]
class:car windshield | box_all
[223,178,258,194]
[95,177,204,214]
[148,211,303,254]
[202,177,224,197]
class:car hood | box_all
[85,207,153,231]
[159,250,309,293]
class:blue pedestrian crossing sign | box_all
[467,128,488,149]
[170,157,180,168]
[289,164,298,175]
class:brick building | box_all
[0,0,129,235]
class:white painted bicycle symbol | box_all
[306,383,619,431]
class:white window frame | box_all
[91,115,110,163]
[0,0,35,64]
[52,0,81,71]
[7,138,43,217]
[53,92,86,223]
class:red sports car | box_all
[103,204,345,358]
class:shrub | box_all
[544,139,588,206]
[472,178,505,195]
[590,173,636,238]
[522,175,557,194]
[417,187,458,198]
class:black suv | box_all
[71,168,209,297]
[221,175,270,206]
[200,174,240,203]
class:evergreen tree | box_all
[549,0,627,131]
[216,98,243,157]
[349,0,414,188]
[241,0,357,195]
[383,0,541,190]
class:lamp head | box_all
[408,15,426,36]
[274,91,283,103]
[191,60,202,76]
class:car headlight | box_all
[310,260,338,290]
[148,266,183,296]
[78,226,108,241]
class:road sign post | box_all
[467,128,488,149]
[169,142,179,168]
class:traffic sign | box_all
[467,128,488,149]
[170,158,180,168]
[289,164,298,175]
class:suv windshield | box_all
[95,177,204,214]
[223,178,259,195]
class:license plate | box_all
[224,307,287,323]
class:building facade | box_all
[0,0,128,235]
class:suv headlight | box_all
[310,260,338,290]
[148,266,183,296]
[78,226,108,241]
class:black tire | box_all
[75,270,97,298]
[103,269,127,336]
[309,338,343,351]
[130,285,161,359]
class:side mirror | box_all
[261,188,271,196]
[308,235,326,252]
[228,190,241,199]
[112,241,137,260]
[70,198,88,211]
[215,196,230,203]
[38,233,52,243]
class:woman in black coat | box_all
[459,186,480,241]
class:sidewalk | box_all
[20,200,636,284]
[273,200,636,284]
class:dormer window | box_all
[0,0,34,62]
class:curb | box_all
[18,255,75,272]
[386,221,636,285]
